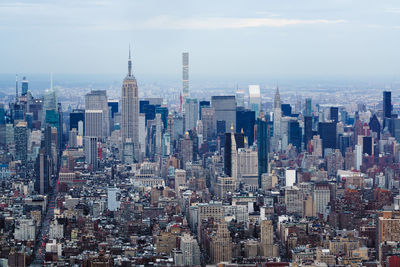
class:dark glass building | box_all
[383,91,392,119]
[288,120,301,152]
[318,122,337,155]
[236,107,255,146]
[369,114,381,140]
[156,106,168,130]
[257,118,268,188]
[330,107,339,123]
[304,116,313,150]
[69,109,84,132]
[199,100,210,120]
[224,132,244,177]
[281,104,292,117]
[107,100,118,118]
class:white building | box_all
[85,110,103,138]
[14,218,36,241]
[249,85,261,117]
[107,187,121,211]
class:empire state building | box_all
[121,48,139,159]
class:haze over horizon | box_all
[1,0,400,78]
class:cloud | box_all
[84,16,346,31]
[385,7,400,14]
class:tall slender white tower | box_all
[182,52,189,105]
[121,47,139,160]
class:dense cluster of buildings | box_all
[0,52,400,266]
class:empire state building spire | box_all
[128,45,132,77]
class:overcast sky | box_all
[1,0,400,79]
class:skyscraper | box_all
[236,107,256,145]
[15,121,28,164]
[211,95,236,133]
[305,98,312,116]
[272,87,282,151]
[85,90,109,137]
[184,98,198,132]
[318,122,337,155]
[182,52,189,104]
[21,76,28,96]
[304,116,313,150]
[330,107,339,123]
[69,109,85,132]
[85,136,98,171]
[85,110,103,138]
[383,91,392,119]
[121,48,140,160]
[257,118,268,188]
[249,85,261,117]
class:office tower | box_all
[285,187,303,215]
[139,114,146,155]
[174,169,186,195]
[211,95,236,133]
[339,133,352,156]
[121,48,139,160]
[122,140,134,164]
[0,104,5,146]
[224,128,244,181]
[257,118,268,188]
[35,149,51,194]
[184,98,198,131]
[318,122,337,155]
[6,124,14,144]
[182,52,189,104]
[383,91,392,119]
[390,118,400,142]
[70,109,85,133]
[85,90,109,137]
[85,110,103,138]
[354,144,362,170]
[21,76,28,96]
[311,135,323,157]
[249,85,261,117]
[68,128,78,147]
[369,114,381,140]
[210,222,232,264]
[199,100,210,120]
[107,99,118,118]
[15,121,28,164]
[273,87,282,150]
[84,136,98,170]
[313,183,330,217]
[236,90,245,107]
[237,147,258,190]
[42,78,57,125]
[180,132,193,167]
[325,149,343,177]
[236,107,255,145]
[155,106,168,130]
[180,234,201,266]
[201,107,215,141]
[281,104,292,117]
[288,120,301,152]
[155,113,162,156]
[260,220,276,257]
[304,116,313,150]
[305,98,312,116]
[363,136,373,155]
[107,188,121,211]
[330,107,339,123]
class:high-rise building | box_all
[260,220,277,257]
[182,52,189,104]
[257,118,268,188]
[236,107,255,145]
[330,107,339,123]
[212,96,236,133]
[272,87,282,151]
[84,136,98,171]
[15,121,28,164]
[199,100,210,120]
[21,76,28,96]
[210,222,232,264]
[248,85,261,117]
[180,234,201,266]
[42,79,57,125]
[304,116,313,150]
[69,109,84,132]
[85,90,109,137]
[369,114,381,140]
[184,98,198,132]
[313,183,330,217]
[201,107,215,141]
[377,211,400,247]
[224,129,244,183]
[383,91,392,119]
[318,122,337,155]
[35,149,51,195]
[121,48,140,160]
[305,98,312,116]
[85,110,103,138]
[288,120,301,152]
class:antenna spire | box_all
[128,45,132,77]
[50,72,53,90]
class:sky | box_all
[1,0,400,79]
